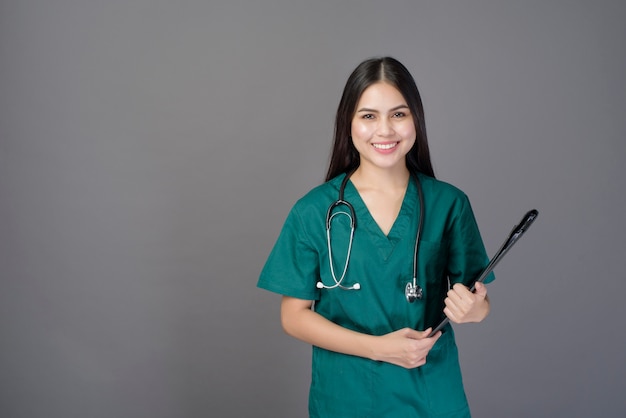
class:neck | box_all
[351,164,411,190]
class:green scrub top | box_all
[258,173,493,417]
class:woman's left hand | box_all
[443,282,490,324]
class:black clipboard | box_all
[427,209,539,338]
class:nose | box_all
[376,118,394,137]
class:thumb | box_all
[402,328,428,340]
[414,327,434,339]
[474,281,488,297]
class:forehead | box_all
[357,82,407,108]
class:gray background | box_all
[1,1,625,417]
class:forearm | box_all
[280,296,378,360]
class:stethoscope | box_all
[317,170,425,303]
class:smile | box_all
[372,142,399,150]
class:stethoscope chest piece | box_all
[405,282,423,303]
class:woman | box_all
[258,57,493,417]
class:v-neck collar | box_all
[342,175,418,261]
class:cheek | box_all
[351,120,372,139]
[397,123,416,141]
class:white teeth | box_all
[372,142,398,150]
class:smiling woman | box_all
[258,57,494,417]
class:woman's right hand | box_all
[372,328,441,369]
[281,296,441,368]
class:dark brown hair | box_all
[325,57,435,181]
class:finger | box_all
[452,283,474,299]
[445,290,465,310]
[429,330,442,342]
[448,284,474,305]
[446,289,461,304]
[445,295,464,313]
[411,328,436,340]
[418,328,436,340]
[444,306,460,323]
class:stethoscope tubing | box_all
[319,171,360,290]
[427,209,539,337]
[322,210,356,290]
[320,170,424,296]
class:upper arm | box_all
[280,295,314,330]
[446,195,493,286]
[257,206,321,300]
[280,296,318,339]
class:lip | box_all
[371,141,400,154]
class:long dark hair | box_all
[325,57,435,181]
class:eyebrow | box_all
[356,104,410,113]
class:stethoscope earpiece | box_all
[317,281,361,290]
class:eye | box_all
[361,113,375,120]
[392,111,407,118]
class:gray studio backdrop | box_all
[1,1,625,417]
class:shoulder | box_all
[415,174,477,228]
[417,174,469,203]
[274,175,343,235]
[291,174,344,213]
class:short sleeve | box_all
[257,205,321,300]
[446,195,495,286]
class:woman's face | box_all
[351,82,416,173]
